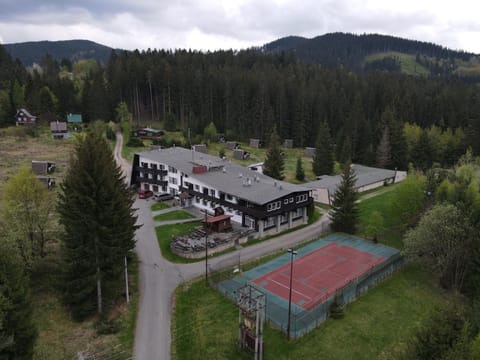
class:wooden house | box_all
[15,108,37,126]
[50,121,68,139]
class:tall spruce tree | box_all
[263,125,284,180]
[295,157,305,181]
[329,164,359,234]
[58,131,138,320]
[0,233,37,360]
[313,120,334,176]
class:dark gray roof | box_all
[304,164,397,193]
[136,147,309,204]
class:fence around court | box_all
[209,235,404,339]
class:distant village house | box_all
[50,121,68,139]
[131,128,164,140]
[15,108,37,126]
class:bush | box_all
[329,296,344,319]
[126,137,144,147]
[95,318,121,335]
[105,125,116,140]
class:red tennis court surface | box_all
[252,242,385,310]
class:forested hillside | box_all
[3,39,116,66]
[262,33,480,77]
[1,41,479,170]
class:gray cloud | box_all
[0,0,479,53]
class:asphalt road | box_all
[113,133,331,359]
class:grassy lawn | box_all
[357,189,403,249]
[31,248,139,359]
[151,201,171,211]
[153,210,196,222]
[0,127,139,359]
[155,222,203,263]
[206,142,317,183]
[172,265,447,360]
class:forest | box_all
[0,37,479,171]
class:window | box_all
[226,194,233,201]
[292,207,303,219]
[296,194,307,203]
[168,166,177,173]
[159,164,165,170]
[289,197,294,203]
[265,216,276,228]
[150,163,157,170]
[267,201,281,212]
[169,177,178,185]
[194,184,200,191]
[139,172,144,178]
[148,173,153,179]
[210,189,216,197]
[284,199,289,205]
[141,162,148,167]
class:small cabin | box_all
[50,121,68,139]
[131,128,164,140]
[32,160,55,175]
[67,114,82,123]
[15,108,37,126]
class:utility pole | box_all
[204,210,208,286]
[287,248,297,340]
[124,256,130,303]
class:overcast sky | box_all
[0,0,479,53]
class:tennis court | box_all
[252,241,386,310]
[215,234,402,338]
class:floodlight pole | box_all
[287,248,297,340]
[204,210,208,286]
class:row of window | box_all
[267,201,281,211]
[268,194,308,212]
[141,161,166,170]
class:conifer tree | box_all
[313,120,334,176]
[295,157,305,181]
[58,131,138,319]
[330,164,359,234]
[263,125,284,180]
[0,233,37,360]
[376,126,391,168]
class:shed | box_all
[202,214,232,232]
[226,141,237,150]
[233,149,248,160]
[305,147,316,157]
[32,160,55,175]
[283,139,293,148]
[249,138,261,148]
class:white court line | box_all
[268,278,313,302]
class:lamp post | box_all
[286,248,297,340]
[204,210,208,286]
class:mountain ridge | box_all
[3,39,121,66]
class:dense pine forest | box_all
[1,35,480,170]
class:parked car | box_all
[154,192,174,201]
[138,189,154,199]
